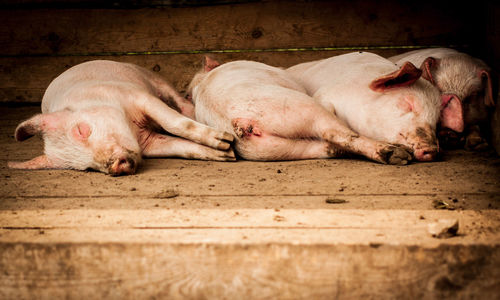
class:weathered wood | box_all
[0,50,406,103]
[0,1,496,104]
[3,49,498,104]
[0,193,498,211]
[1,106,499,299]
[1,209,499,244]
[0,1,483,56]
[0,0,255,9]
[0,242,499,299]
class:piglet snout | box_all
[414,146,439,162]
[109,156,137,176]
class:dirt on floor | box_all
[1,106,499,242]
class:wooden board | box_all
[0,50,406,103]
[0,1,484,56]
[1,106,500,298]
[0,242,498,299]
[0,1,497,103]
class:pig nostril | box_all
[127,158,135,169]
[416,148,438,161]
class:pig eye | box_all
[185,93,192,101]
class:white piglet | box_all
[389,48,497,150]
[187,57,412,164]
[9,60,235,175]
[287,52,442,161]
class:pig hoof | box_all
[326,144,348,158]
[211,148,237,162]
[465,134,489,151]
[379,145,412,165]
[220,131,235,143]
[223,148,237,161]
[232,118,262,138]
[215,140,232,151]
[212,131,235,150]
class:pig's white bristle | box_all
[436,55,485,100]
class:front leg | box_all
[464,125,489,151]
[142,132,236,161]
[138,94,234,150]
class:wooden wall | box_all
[0,0,498,104]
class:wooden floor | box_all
[1,106,499,299]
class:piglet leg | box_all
[8,155,59,169]
[231,118,347,161]
[142,132,236,161]
[150,76,196,119]
[138,93,234,150]
[465,125,489,151]
[321,128,412,165]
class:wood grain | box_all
[0,50,405,103]
[0,242,498,299]
[0,1,482,56]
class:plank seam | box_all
[0,226,408,230]
[0,45,469,58]
[0,192,495,199]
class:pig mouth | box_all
[413,145,439,161]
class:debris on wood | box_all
[325,197,348,204]
[428,219,459,238]
[273,215,286,222]
[153,189,179,199]
[432,199,455,210]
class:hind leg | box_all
[236,135,346,161]
[230,119,345,160]
[142,133,236,161]
[233,104,412,165]
[149,73,196,118]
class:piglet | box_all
[8,60,235,175]
[186,57,412,164]
[287,52,442,161]
[389,48,497,151]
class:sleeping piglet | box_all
[287,52,442,161]
[186,57,412,164]
[8,60,235,175]
[389,48,497,151]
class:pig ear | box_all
[420,57,438,85]
[14,111,71,141]
[14,114,44,141]
[479,70,496,107]
[440,94,464,133]
[203,56,221,72]
[8,155,61,170]
[369,62,422,92]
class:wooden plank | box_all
[0,0,254,9]
[3,154,500,199]
[0,242,498,299]
[1,209,499,244]
[0,50,406,103]
[0,1,484,56]
[0,194,498,210]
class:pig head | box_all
[389,48,497,150]
[9,105,141,175]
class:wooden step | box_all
[1,106,499,299]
